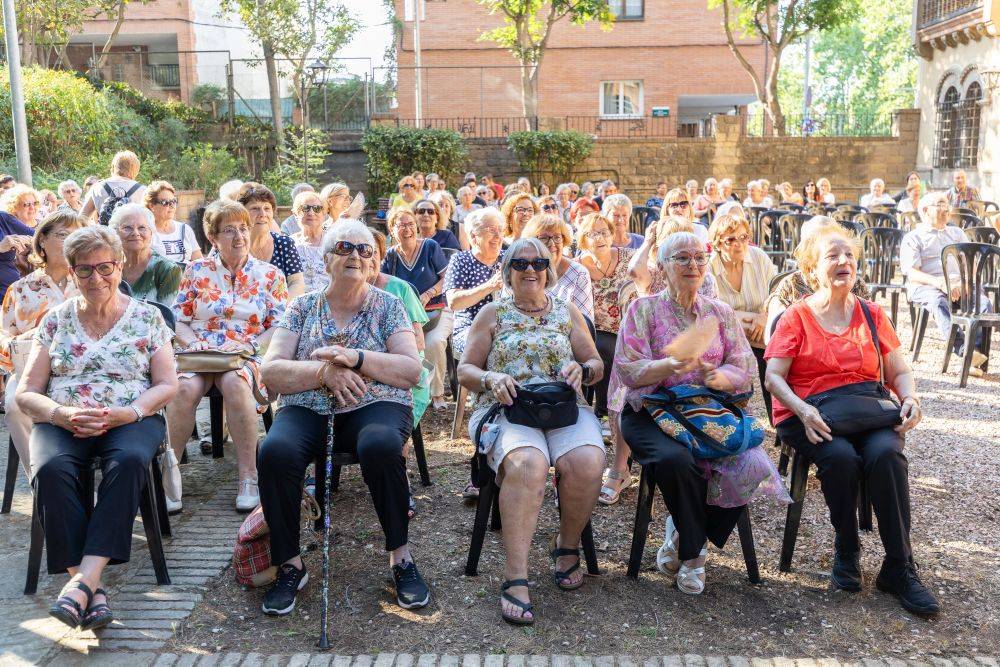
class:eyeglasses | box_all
[300,204,324,214]
[395,220,417,229]
[415,208,436,215]
[669,253,709,267]
[586,230,611,239]
[721,233,750,246]
[514,206,534,215]
[541,204,559,212]
[219,226,250,237]
[21,200,38,208]
[668,201,690,209]
[475,226,501,237]
[332,240,375,258]
[71,261,119,278]
[154,198,178,207]
[402,184,415,190]
[536,235,562,245]
[510,257,550,272]
[119,224,150,236]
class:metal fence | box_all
[388,114,684,139]
[744,111,895,138]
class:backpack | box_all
[97,182,141,226]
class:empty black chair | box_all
[626,463,759,583]
[775,213,811,269]
[966,226,1000,245]
[949,212,981,230]
[1,438,17,514]
[898,211,921,232]
[860,227,906,326]
[969,200,999,217]
[832,207,865,223]
[630,206,654,234]
[855,212,897,229]
[940,243,1000,387]
[755,209,789,266]
[837,220,866,237]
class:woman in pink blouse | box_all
[612,231,786,595]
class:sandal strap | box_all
[61,580,94,601]
[553,560,580,581]
[501,578,530,591]
[549,546,580,559]
[501,591,534,612]
[85,603,112,616]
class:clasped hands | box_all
[311,345,365,407]
[53,405,136,439]
[660,354,735,393]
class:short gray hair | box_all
[291,182,315,199]
[501,237,557,288]
[555,183,572,196]
[457,185,474,199]
[109,202,156,235]
[870,178,885,190]
[64,225,124,266]
[218,180,245,200]
[58,179,80,197]
[656,231,703,269]
[918,191,948,220]
[320,219,375,256]
[465,207,504,236]
[601,193,633,217]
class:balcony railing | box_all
[147,64,180,89]
[918,0,983,29]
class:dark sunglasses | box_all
[510,257,550,272]
[668,201,690,209]
[402,184,415,189]
[154,198,178,207]
[415,208,436,215]
[541,204,559,212]
[300,204,324,214]
[72,261,118,278]
[332,240,375,258]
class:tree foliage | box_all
[477,0,614,118]
[507,130,593,184]
[362,125,468,199]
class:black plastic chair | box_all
[898,211,921,232]
[869,204,897,216]
[780,203,805,213]
[966,226,1000,245]
[755,209,790,267]
[775,213,811,270]
[855,212,897,229]
[949,212,981,230]
[779,447,872,573]
[25,446,172,594]
[630,206,653,235]
[969,200,999,217]
[860,227,906,326]
[833,206,867,223]
[941,243,1000,387]
[1,438,17,514]
[626,463,760,583]
[837,220,866,237]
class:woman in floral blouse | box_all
[1,210,85,475]
[258,220,428,617]
[16,225,178,632]
[458,237,604,626]
[165,200,288,514]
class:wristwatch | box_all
[351,349,365,370]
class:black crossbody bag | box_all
[802,300,902,435]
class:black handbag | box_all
[503,381,579,430]
[803,300,902,435]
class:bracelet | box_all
[480,371,492,392]
[48,404,61,425]
[351,349,365,371]
[131,405,145,423]
[900,395,920,407]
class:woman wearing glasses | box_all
[391,176,421,209]
[706,214,777,421]
[258,220,429,617]
[111,204,183,305]
[522,214,593,320]
[16,225,177,631]
[146,181,202,264]
[166,200,288,513]
[290,191,330,293]
[458,237,604,625]
[420,195,463,251]
[500,193,538,244]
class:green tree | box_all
[477,0,614,120]
[711,0,861,135]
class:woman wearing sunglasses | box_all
[166,200,288,514]
[421,195,464,251]
[258,220,429,617]
[146,180,202,264]
[290,191,330,293]
[391,176,421,209]
[16,225,178,631]
[458,237,604,625]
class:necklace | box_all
[514,295,550,314]
[592,249,617,289]
[79,298,124,341]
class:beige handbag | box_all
[8,338,31,377]
[175,349,252,374]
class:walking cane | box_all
[317,390,336,650]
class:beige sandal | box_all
[598,468,633,505]
[656,515,680,576]
[676,547,708,595]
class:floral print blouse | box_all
[35,297,173,409]
[0,269,78,374]
[475,296,575,411]
[589,247,635,333]
[608,290,754,414]
[276,287,414,416]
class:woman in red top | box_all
[764,226,939,617]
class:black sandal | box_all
[500,579,535,626]
[549,535,584,591]
[49,580,93,629]
[80,588,114,631]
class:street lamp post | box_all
[2,0,32,185]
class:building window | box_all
[600,80,643,118]
[934,86,960,169]
[959,81,982,168]
[609,0,643,19]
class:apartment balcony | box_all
[914,0,997,56]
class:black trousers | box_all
[620,406,745,560]
[751,345,774,424]
[258,402,413,566]
[594,330,617,417]
[777,418,912,563]
[30,417,165,574]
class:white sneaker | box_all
[161,448,183,502]
[236,478,260,513]
[165,496,182,515]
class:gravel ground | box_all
[166,302,999,659]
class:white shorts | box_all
[469,404,605,473]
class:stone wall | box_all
[464,110,921,203]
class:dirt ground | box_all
[166,311,1000,659]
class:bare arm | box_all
[457,303,496,392]
[883,347,921,434]
[764,356,832,444]
[262,326,368,407]
[446,273,502,312]
[311,329,421,390]
[285,272,305,299]
[907,267,945,290]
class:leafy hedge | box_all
[362,124,468,199]
[507,130,593,185]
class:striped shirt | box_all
[550,260,594,322]
[708,245,776,314]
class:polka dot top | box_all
[443,250,503,353]
[267,232,303,279]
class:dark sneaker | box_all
[262,563,309,616]
[392,560,430,610]
[831,549,862,592]
[876,559,940,616]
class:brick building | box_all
[392,0,767,136]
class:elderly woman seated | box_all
[860,178,896,209]
[444,208,505,357]
[165,200,288,514]
[628,214,717,300]
[458,237,604,626]
[614,232,787,595]
[290,190,330,293]
[522,214,593,320]
[1,211,85,476]
[764,224,938,616]
[111,203,183,304]
[16,225,178,630]
[238,183,305,300]
[602,193,644,249]
[257,220,427,616]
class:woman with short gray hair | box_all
[110,203,182,304]
[612,231,786,596]
[458,237,604,625]
[57,180,83,212]
[602,193,643,249]
[444,208,506,355]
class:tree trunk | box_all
[94,0,127,72]
[764,49,786,136]
[520,63,538,128]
